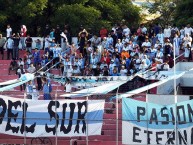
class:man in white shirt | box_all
[6,24,12,38]
[64,80,72,99]
[6,36,14,60]
[120,65,128,76]
[122,25,130,39]
[164,25,171,38]
[141,24,147,34]
[27,63,36,74]
[184,24,193,36]
[156,30,164,45]
[142,38,151,50]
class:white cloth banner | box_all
[61,81,126,98]
[122,98,193,145]
[119,71,185,98]
[0,95,105,137]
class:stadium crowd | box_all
[0,23,193,99]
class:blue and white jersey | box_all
[80,58,85,69]
[7,38,14,49]
[74,60,81,68]
[115,43,123,53]
[51,47,62,58]
[106,37,113,48]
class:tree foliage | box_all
[144,0,176,26]
[174,0,193,26]
[0,0,141,36]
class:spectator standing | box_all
[173,33,180,56]
[20,25,27,50]
[43,24,50,49]
[12,33,20,60]
[164,25,171,39]
[78,27,88,54]
[42,78,52,100]
[0,34,6,59]
[100,26,108,40]
[32,48,41,67]
[35,39,41,50]
[6,36,14,60]
[6,24,12,38]
[55,25,62,45]
[25,34,33,53]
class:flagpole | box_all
[116,87,120,145]
[174,45,178,144]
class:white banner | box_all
[122,98,193,145]
[61,81,126,98]
[0,95,105,137]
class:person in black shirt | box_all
[111,30,117,48]
[103,66,109,76]
[94,64,102,76]
[55,25,62,45]
[25,34,33,53]
[12,33,20,60]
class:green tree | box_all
[144,0,176,26]
[0,0,47,35]
[0,0,141,36]
[174,0,193,26]
[53,4,101,35]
